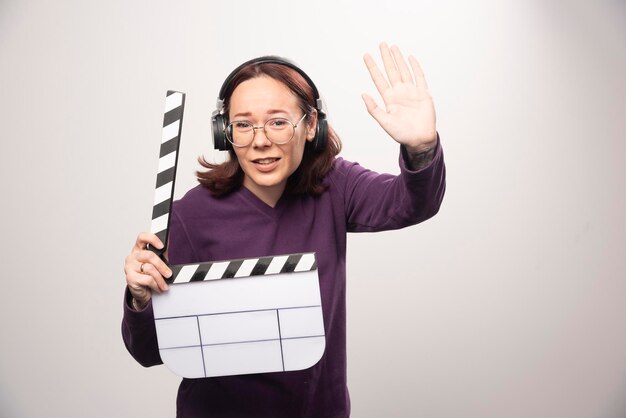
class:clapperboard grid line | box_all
[156,304,325,374]
[148,90,325,378]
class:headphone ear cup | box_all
[212,113,231,151]
[312,116,328,152]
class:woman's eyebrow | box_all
[231,109,290,119]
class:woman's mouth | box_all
[254,158,279,165]
[252,157,280,172]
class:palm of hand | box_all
[362,43,437,151]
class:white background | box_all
[1,0,625,417]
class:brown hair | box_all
[196,62,342,196]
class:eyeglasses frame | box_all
[224,113,308,147]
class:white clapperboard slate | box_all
[148,91,325,379]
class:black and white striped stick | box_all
[149,90,185,261]
[169,252,318,284]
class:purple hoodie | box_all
[122,143,446,417]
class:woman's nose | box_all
[251,126,272,147]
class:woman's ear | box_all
[306,110,318,142]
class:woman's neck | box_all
[242,179,286,208]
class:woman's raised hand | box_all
[124,232,172,309]
[362,43,437,153]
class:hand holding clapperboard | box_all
[147,91,325,379]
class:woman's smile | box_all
[252,157,281,170]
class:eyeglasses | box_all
[225,114,307,147]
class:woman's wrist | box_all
[404,139,438,171]
[131,297,148,311]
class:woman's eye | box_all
[268,119,288,129]
[233,121,252,130]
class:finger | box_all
[133,232,164,252]
[390,45,413,84]
[137,262,169,292]
[409,55,429,92]
[379,42,401,86]
[124,253,169,293]
[361,93,390,126]
[128,269,163,295]
[138,250,173,282]
[363,53,389,98]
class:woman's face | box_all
[228,76,316,207]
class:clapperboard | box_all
[148,91,325,379]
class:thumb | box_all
[361,93,391,128]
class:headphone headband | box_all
[215,56,325,114]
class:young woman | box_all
[122,43,446,417]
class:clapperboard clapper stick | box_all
[147,90,184,266]
[147,91,326,379]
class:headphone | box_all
[211,56,328,152]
